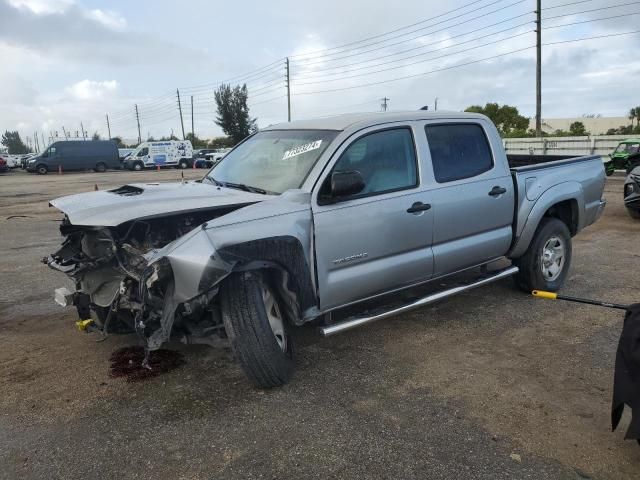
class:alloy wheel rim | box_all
[262,286,287,352]
[541,235,565,281]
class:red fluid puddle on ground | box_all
[109,346,185,382]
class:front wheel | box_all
[220,271,294,388]
[513,217,572,292]
[133,162,143,171]
[36,164,48,175]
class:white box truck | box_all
[123,140,194,170]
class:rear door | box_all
[421,120,514,276]
[312,124,434,310]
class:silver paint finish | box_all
[50,181,266,226]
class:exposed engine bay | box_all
[45,205,244,352]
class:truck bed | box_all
[507,153,602,171]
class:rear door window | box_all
[425,124,494,183]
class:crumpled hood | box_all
[50,181,268,226]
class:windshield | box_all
[206,129,339,194]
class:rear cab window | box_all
[425,123,494,183]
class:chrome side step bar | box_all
[320,266,519,337]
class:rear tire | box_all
[178,159,189,169]
[36,164,48,175]
[220,271,294,388]
[627,208,640,220]
[513,217,572,292]
[94,162,106,173]
[605,161,614,176]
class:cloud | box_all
[65,79,119,101]
[0,1,200,66]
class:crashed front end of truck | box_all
[44,182,315,356]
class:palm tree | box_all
[635,107,640,129]
[629,108,637,128]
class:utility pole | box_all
[380,97,390,112]
[285,58,291,122]
[177,88,185,140]
[535,0,542,137]
[80,122,86,140]
[434,97,438,111]
[106,114,111,139]
[62,126,69,139]
[191,95,194,141]
[135,104,142,144]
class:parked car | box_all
[605,139,640,176]
[194,148,217,159]
[624,165,640,219]
[0,156,8,173]
[45,111,606,387]
[5,155,20,169]
[123,140,193,170]
[26,141,119,174]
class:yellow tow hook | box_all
[75,319,94,332]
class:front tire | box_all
[36,164,48,175]
[133,162,143,171]
[220,271,294,388]
[513,217,572,292]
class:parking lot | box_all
[0,168,639,479]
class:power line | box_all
[544,11,640,28]
[293,23,534,82]
[294,30,533,86]
[292,1,531,67]
[290,0,507,59]
[293,46,535,95]
[292,15,534,78]
[543,28,640,45]
[543,0,640,18]
[543,0,595,10]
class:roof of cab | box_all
[261,110,488,132]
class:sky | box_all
[0,0,639,146]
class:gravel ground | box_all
[0,168,639,479]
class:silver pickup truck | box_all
[46,111,606,387]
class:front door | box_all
[312,125,434,310]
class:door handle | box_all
[407,202,431,213]
[488,186,507,197]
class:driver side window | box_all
[139,147,149,156]
[324,127,418,200]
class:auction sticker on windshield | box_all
[283,140,322,160]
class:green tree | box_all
[214,83,257,144]
[186,132,207,148]
[569,121,589,136]
[208,136,234,149]
[110,136,125,148]
[1,130,31,154]
[464,103,529,137]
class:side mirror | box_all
[331,170,365,198]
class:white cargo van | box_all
[123,140,193,170]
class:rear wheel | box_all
[178,159,189,169]
[513,217,572,292]
[220,271,294,388]
[94,162,106,173]
[627,208,640,220]
[36,164,48,175]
